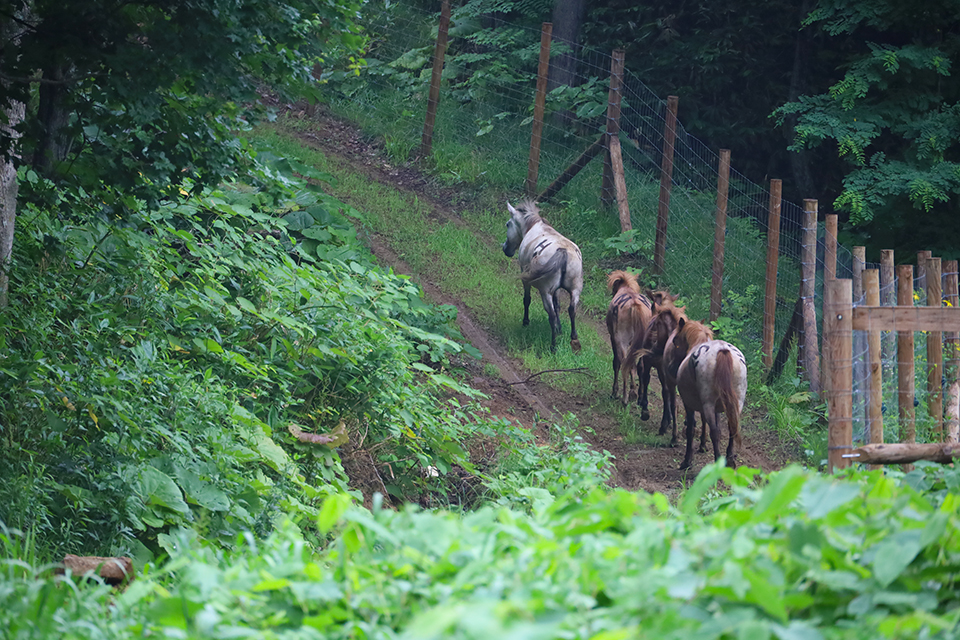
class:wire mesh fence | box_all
[321,2,957,453]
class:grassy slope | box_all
[252,118,817,458]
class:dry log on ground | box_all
[844,442,960,465]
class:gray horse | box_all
[502,200,583,352]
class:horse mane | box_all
[607,270,641,297]
[678,319,713,349]
[515,199,544,234]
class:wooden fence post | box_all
[898,265,916,449]
[763,179,782,370]
[852,247,865,302]
[525,22,553,197]
[927,256,943,440]
[824,214,838,282]
[825,278,853,473]
[946,259,959,443]
[420,0,451,158]
[600,49,626,205]
[710,149,731,322]
[917,250,932,297]
[864,269,883,468]
[881,249,895,378]
[800,199,821,396]
[653,95,678,274]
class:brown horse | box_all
[676,339,748,469]
[662,318,713,448]
[626,292,683,424]
[606,270,653,405]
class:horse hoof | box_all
[679,460,692,471]
[570,339,581,353]
[640,410,649,421]
[670,438,678,447]
[726,458,738,469]
[658,426,667,436]
[697,446,707,454]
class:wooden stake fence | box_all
[946,259,959,443]
[601,49,626,206]
[880,249,896,378]
[525,22,552,197]
[825,278,853,472]
[654,96,678,274]
[762,179,782,370]
[864,269,882,468]
[420,0,451,158]
[828,273,960,468]
[800,200,820,396]
[927,256,943,440]
[710,149,731,322]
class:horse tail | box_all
[521,247,567,285]
[715,349,742,449]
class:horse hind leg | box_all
[702,403,723,465]
[637,356,651,421]
[568,290,581,353]
[679,405,697,470]
[522,283,532,326]
[698,417,709,453]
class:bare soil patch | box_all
[280,104,798,497]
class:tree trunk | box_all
[1,11,27,309]
[547,0,585,91]
[34,63,72,176]
[784,0,816,198]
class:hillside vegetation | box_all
[3,1,960,638]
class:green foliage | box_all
[6,463,960,637]
[0,141,505,558]
[1,0,364,209]
[775,0,960,234]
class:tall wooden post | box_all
[710,149,731,322]
[898,265,916,448]
[852,246,867,420]
[825,278,853,473]
[880,249,896,378]
[420,0,451,158]
[525,23,553,197]
[945,259,959,443]
[800,200,820,396]
[600,49,626,205]
[763,179,782,370]
[852,246,865,302]
[864,269,883,467]
[927,257,943,440]
[824,214,838,282]
[917,250,932,297]
[654,95,679,274]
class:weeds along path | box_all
[273,106,794,496]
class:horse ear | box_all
[678,317,686,330]
[506,202,518,215]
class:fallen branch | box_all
[288,422,349,447]
[504,367,590,386]
[842,442,960,465]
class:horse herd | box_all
[502,200,748,470]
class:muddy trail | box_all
[282,105,797,497]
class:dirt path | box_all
[284,106,796,496]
